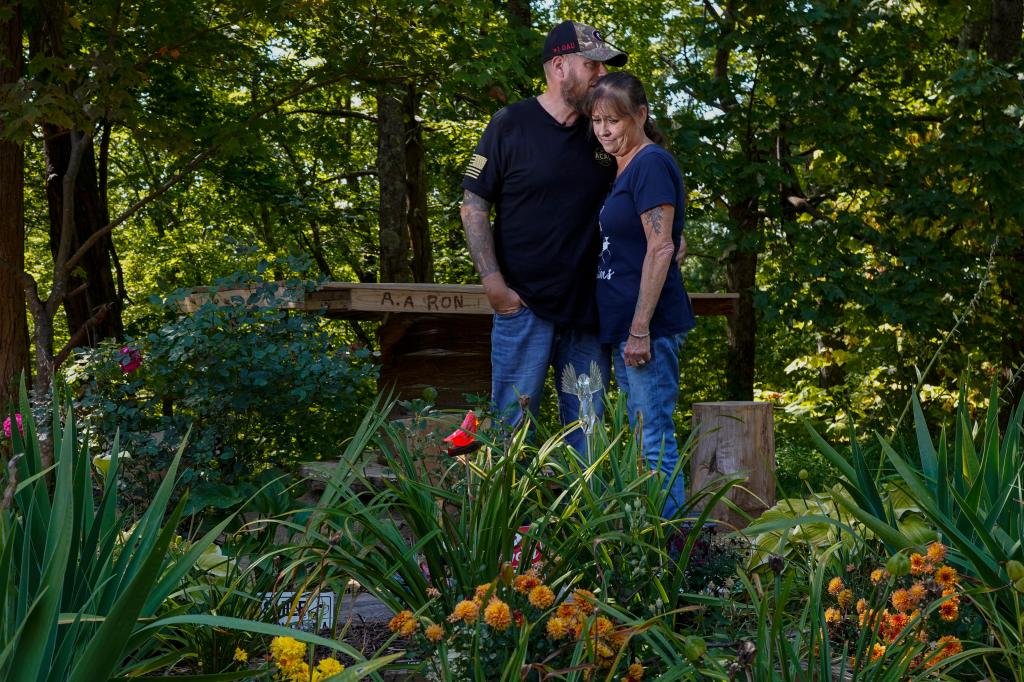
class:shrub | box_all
[68,272,378,514]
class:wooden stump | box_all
[690,401,775,529]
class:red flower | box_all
[443,410,478,451]
[118,347,143,374]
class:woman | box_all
[587,72,696,520]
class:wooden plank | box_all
[181,282,739,317]
[690,401,776,529]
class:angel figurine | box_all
[560,360,604,437]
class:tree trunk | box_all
[989,0,1023,62]
[376,82,413,283]
[725,198,758,401]
[0,1,29,402]
[43,127,124,345]
[404,84,432,283]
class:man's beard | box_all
[562,69,590,115]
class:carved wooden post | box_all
[690,401,775,529]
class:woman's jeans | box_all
[491,306,609,453]
[613,332,688,520]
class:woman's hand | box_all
[623,333,652,368]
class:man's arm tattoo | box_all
[641,206,664,236]
[460,190,499,279]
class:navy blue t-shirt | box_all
[461,98,616,329]
[596,145,696,344]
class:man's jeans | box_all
[491,307,609,452]
[613,332,688,520]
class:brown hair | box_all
[585,71,667,146]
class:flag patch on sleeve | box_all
[464,153,487,179]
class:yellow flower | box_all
[926,543,947,564]
[283,661,310,681]
[837,589,854,610]
[425,623,444,642]
[313,657,344,681]
[388,610,418,636]
[474,582,493,601]
[824,607,842,624]
[514,574,541,594]
[891,589,914,613]
[934,565,958,589]
[484,598,512,630]
[870,643,887,661]
[449,599,480,624]
[528,585,555,609]
[627,662,645,681]
[827,577,844,596]
[909,553,930,575]
[233,647,248,664]
[573,589,596,614]
[270,636,306,663]
[870,568,887,584]
[546,616,569,639]
[596,641,614,659]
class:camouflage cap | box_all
[543,21,627,67]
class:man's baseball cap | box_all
[543,20,627,67]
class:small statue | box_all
[560,361,604,437]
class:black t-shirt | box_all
[462,98,616,329]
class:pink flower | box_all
[443,410,478,451]
[3,413,23,439]
[118,346,143,374]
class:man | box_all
[460,21,627,451]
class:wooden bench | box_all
[182,282,738,409]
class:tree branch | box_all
[284,107,378,123]
[52,303,111,368]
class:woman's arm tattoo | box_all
[641,206,664,235]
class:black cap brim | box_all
[580,46,628,67]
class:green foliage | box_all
[67,271,377,515]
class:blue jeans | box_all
[491,307,609,452]
[613,333,688,519]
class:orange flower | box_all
[824,607,842,624]
[626,662,644,681]
[484,598,512,630]
[856,598,868,613]
[827,577,845,595]
[870,568,888,584]
[388,610,418,636]
[474,583,493,601]
[884,612,911,641]
[546,616,569,639]
[891,589,914,613]
[528,585,555,609]
[573,589,596,614]
[556,603,578,619]
[934,565,958,589]
[926,543,947,564]
[870,643,887,661]
[424,623,444,642]
[908,582,927,604]
[909,553,930,575]
[514,574,541,594]
[928,635,963,666]
[938,600,959,622]
[448,600,480,624]
[837,589,854,609]
[593,616,614,636]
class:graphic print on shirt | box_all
[596,217,614,281]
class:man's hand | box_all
[675,234,687,266]
[485,277,524,315]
